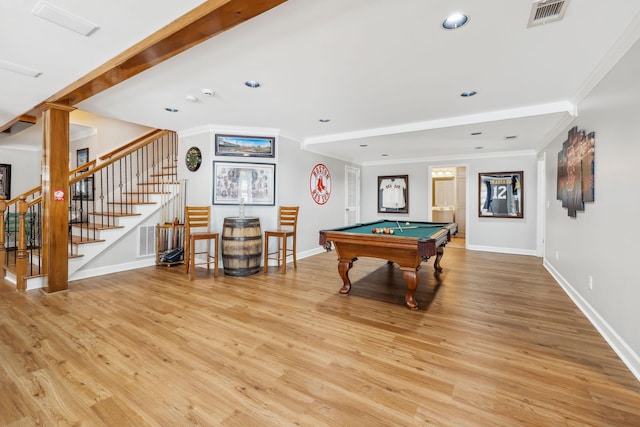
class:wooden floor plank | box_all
[1,247,639,425]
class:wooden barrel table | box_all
[221,217,262,276]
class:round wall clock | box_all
[310,163,332,205]
[185,146,202,171]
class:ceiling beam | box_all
[10,0,286,119]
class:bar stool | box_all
[184,205,219,280]
[263,206,299,273]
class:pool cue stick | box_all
[396,221,403,232]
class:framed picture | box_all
[0,163,11,200]
[215,134,275,158]
[213,161,275,205]
[478,171,523,218]
[77,148,89,172]
[72,177,94,201]
[378,175,409,214]
[557,126,595,217]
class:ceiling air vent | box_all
[527,0,570,28]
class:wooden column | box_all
[40,103,75,292]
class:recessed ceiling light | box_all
[32,1,99,36]
[505,135,518,140]
[201,88,214,97]
[461,91,477,97]
[442,13,468,30]
[319,118,330,123]
[245,80,260,88]
[0,59,42,78]
[165,107,179,113]
[185,95,199,103]
[471,132,482,136]
[360,144,368,147]
[381,154,388,157]
[475,146,484,150]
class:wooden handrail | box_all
[69,160,97,175]
[71,129,170,185]
[98,129,165,161]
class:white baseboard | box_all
[70,257,157,281]
[466,244,537,256]
[544,259,640,383]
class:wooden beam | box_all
[40,0,287,108]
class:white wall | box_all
[69,110,154,164]
[0,147,41,197]
[178,127,354,259]
[542,37,640,379]
[362,154,538,255]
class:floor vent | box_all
[138,225,156,257]
[527,0,570,28]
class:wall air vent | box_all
[527,0,570,28]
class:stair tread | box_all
[137,181,180,185]
[107,201,156,205]
[123,191,171,195]
[71,223,124,231]
[87,211,141,217]
[70,236,105,245]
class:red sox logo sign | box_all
[310,163,331,205]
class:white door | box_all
[345,166,360,225]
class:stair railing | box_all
[2,129,178,289]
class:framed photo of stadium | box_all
[215,134,275,158]
[478,171,523,218]
[378,175,409,214]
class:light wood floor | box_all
[1,246,639,426]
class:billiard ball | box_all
[406,222,410,225]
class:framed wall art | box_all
[557,126,595,217]
[378,175,408,214]
[215,134,275,158]
[478,171,523,218]
[72,177,94,201]
[213,161,275,206]
[76,148,89,172]
[0,163,11,200]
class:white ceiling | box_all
[2,0,640,164]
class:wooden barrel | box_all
[222,217,263,276]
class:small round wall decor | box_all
[185,146,202,171]
[310,163,332,205]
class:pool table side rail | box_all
[319,222,456,259]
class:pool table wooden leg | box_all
[401,268,419,310]
[433,246,445,271]
[337,258,354,295]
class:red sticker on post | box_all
[54,190,64,201]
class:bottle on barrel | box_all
[239,198,245,218]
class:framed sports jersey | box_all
[378,175,409,214]
[478,171,523,218]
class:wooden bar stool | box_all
[184,205,219,280]
[263,206,299,273]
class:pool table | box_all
[319,220,457,310]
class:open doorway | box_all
[430,166,466,247]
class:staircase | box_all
[1,129,182,290]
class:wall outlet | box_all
[588,275,593,290]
